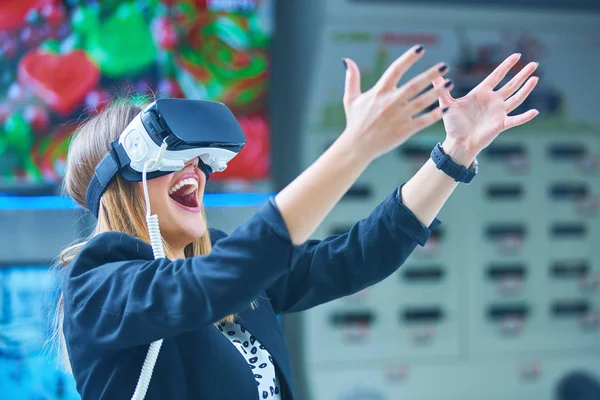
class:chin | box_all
[169,199,207,239]
[184,217,208,241]
[162,217,207,253]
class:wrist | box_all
[335,130,377,166]
[441,138,477,168]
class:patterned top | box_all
[217,320,282,399]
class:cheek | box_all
[199,170,208,188]
[138,175,172,208]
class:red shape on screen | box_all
[152,17,178,50]
[193,0,209,10]
[40,2,66,27]
[18,50,101,116]
[211,113,270,181]
[0,0,48,32]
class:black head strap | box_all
[86,143,130,217]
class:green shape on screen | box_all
[4,113,33,156]
[39,39,61,54]
[157,50,177,77]
[211,16,250,50]
[0,131,7,155]
[85,3,156,78]
[70,5,100,34]
[248,14,270,48]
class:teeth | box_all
[168,178,198,195]
[182,186,196,196]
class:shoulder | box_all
[66,232,153,279]
[84,232,153,262]
[66,229,227,278]
[70,229,227,269]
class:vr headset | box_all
[85,98,247,217]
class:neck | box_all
[172,247,186,259]
[164,237,190,260]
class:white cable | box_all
[131,141,169,400]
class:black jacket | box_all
[62,189,440,399]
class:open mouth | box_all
[168,177,200,209]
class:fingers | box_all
[373,44,426,92]
[498,62,538,100]
[504,109,539,130]
[343,58,362,109]
[479,53,521,89]
[506,76,539,113]
[431,76,455,108]
[407,105,445,132]
[393,62,450,105]
[404,78,454,117]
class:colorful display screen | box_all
[0,0,272,191]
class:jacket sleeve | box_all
[265,187,441,314]
[63,198,294,348]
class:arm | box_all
[275,46,450,245]
[267,54,540,313]
[399,143,466,227]
[402,53,539,226]
[266,188,440,314]
[64,199,294,348]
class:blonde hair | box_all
[52,99,228,371]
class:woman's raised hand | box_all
[340,45,452,161]
[433,53,540,165]
[273,45,454,245]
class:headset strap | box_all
[86,143,130,217]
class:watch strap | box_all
[430,142,477,184]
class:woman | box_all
[57,46,539,399]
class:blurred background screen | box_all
[0,0,272,194]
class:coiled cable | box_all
[131,141,169,400]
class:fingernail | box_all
[415,44,424,54]
[442,107,450,114]
[439,64,448,73]
[534,62,539,67]
[444,79,453,88]
[342,59,348,70]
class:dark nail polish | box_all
[342,59,347,70]
[442,107,449,113]
[444,80,453,88]
[415,45,424,54]
[439,64,448,73]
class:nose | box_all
[185,157,199,168]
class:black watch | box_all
[430,142,478,184]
